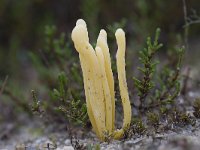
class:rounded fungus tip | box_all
[115,28,125,38]
[97,29,107,43]
[71,25,89,47]
[100,29,107,39]
[76,19,87,27]
[115,28,126,51]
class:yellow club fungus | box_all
[71,19,132,141]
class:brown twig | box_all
[0,75,9,96]
[182,0,189,52]
[38,49,51,68]
[3,88,30,113]
[181,67,191,95]
[183,20,200,27]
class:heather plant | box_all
[133,28,184,114]
[30,25,89,125]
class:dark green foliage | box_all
[147,112,160,128]
[30,26,89,126]
[193,98,200,118]
[131,117,146,135]
[130,29,188,136]
[29,25,73,73]
[170,108,195,127]
[122,117,146,139]
[31,72,88,126]
[52,72,88,126]
[51,72,68,102]
[133,29,184,114]
[31,90,43,115]
[133,28,163,110]
[147,47,184,111]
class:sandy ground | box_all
[1,118,200,150]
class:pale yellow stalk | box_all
[73,19,100,136]
[79,55,100,137]
[71,22,106,139]
[114,29,132,139]
[96,46,113,133]
[96,30,115,130]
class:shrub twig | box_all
[0,75,8,96]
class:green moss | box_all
[131,117,146,135]
[170,108,195,127]
[147,112,160,128]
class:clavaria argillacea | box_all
[71,19,131,141]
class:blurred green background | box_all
[0,0,199,77]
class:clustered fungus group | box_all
[71,19,132,141]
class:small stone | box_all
[56,146,74,150]
[64,139,71,145]
[15,144,26,150]
[40,141,57,149]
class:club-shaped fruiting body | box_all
[71,19,131,141]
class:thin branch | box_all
[3,88,31,113]
[182,0,188,23]
[181,67,191,95]
[182,0,189,51]
[183,20,200,27]
[0,75,9,96]
[38,49,50,68]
